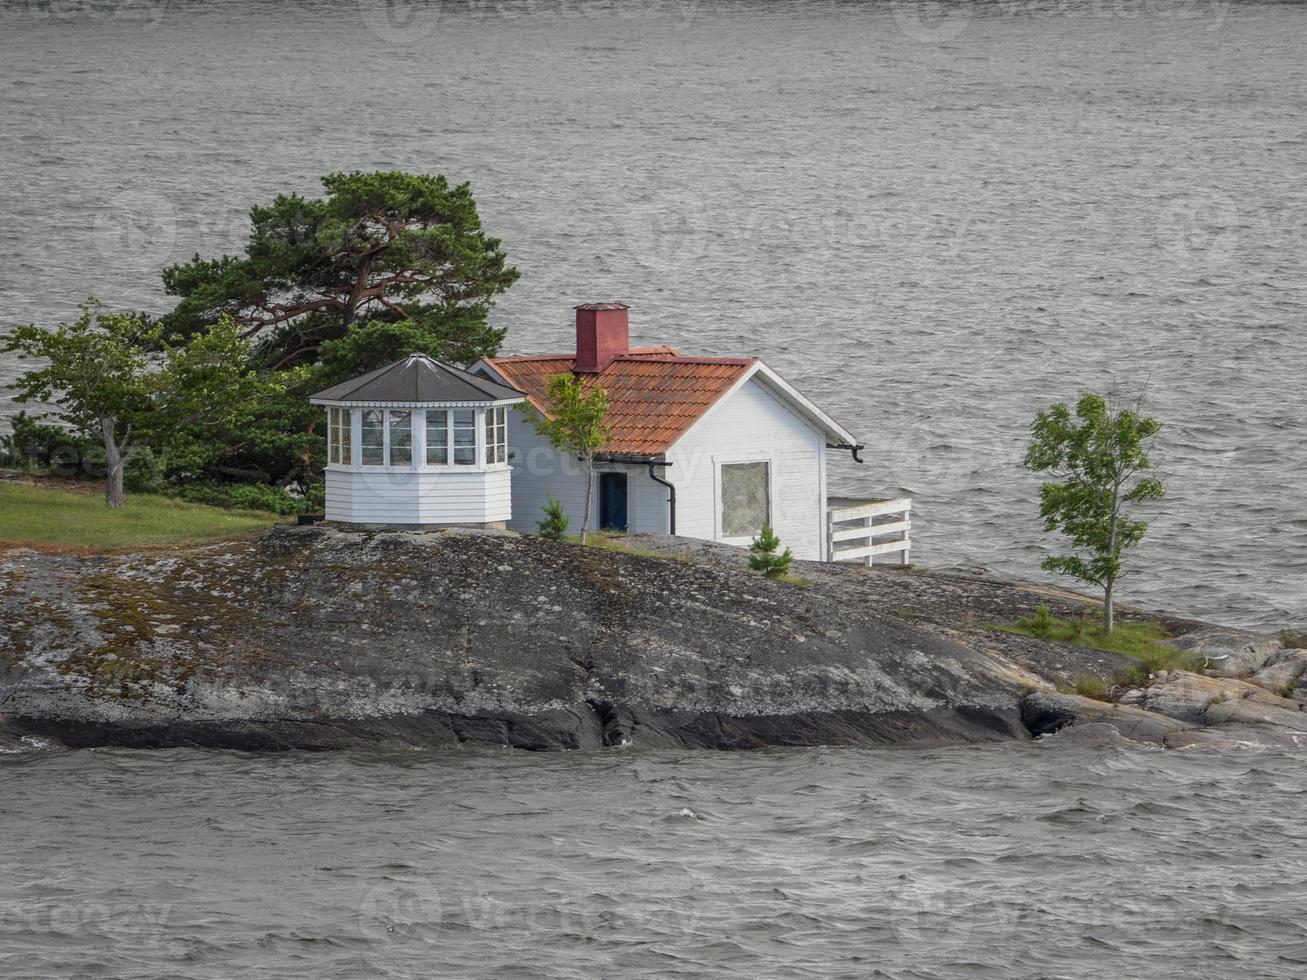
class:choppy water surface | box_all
[0,0,1304,627]
[2,742,1306,979]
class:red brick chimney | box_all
[573,302,630,373]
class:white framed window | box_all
[489,406,507,464]
[425,410,449,465]
[361,409,385,466]
[388,410,412,467]
[452,409,476,465]
[720,461,771,538]
[328,408,352,466]
[328,408,341,465]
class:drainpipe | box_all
[827,442,866,464]
[646,460,676,536]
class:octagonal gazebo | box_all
[309,353,526,528]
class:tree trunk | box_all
[1103,480,1121,634]
[101,417,125,509]
[580,457,593,545]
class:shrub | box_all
[537,496,570,540]
[172,481,323,515]
[1022,604,1057,639]
[0,411,97,474]
[748,525,793,579]
[124,446,167,493]
[1071,675,1109,701]
[1068,613,1090,641]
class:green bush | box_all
[1022,604,1057,639]
[749,525,793,579]
[0,412,97,474]
[1071,675,1109,700]
[537,496,570,540]
[172,481,324,516]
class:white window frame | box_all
[451,408,477,466]
[360,408,387,468]
[488,406,507,466]
[339,408,352,466]
[387,409,414,468]
[714,454,774,544]
[330,404,517,471]
[424,409,450,466]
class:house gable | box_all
[665,374,829,560]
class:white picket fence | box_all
[827,496,912,566]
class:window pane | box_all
[361,409,384,466]
[388,411,412,466]
[492,407,506,463]
[721,462,770,537]
[453,409,475,465]
[425,410,448,465]
[328,409,339,464]
[341,410,351,466]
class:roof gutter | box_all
[828,442,866,464]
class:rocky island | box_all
[2,525,1303,753]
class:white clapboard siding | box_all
[666,375,826,561]
[325,467,512,524]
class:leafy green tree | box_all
[537,495,570,541]
[157,172,517,491]
[748,525,793,579]
[2,299,279,508]
[1023,391,1164,633]
[161,171,518,370]
[526,374,611,544]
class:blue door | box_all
[599,472,628,531]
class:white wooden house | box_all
[309,354,526,528]
[470,304,911,563]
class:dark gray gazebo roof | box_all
[309,353,525,406]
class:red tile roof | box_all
[483,348,756,456]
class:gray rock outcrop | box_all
[1019,690,1196,746]
[1,526,1036,752]
[1164,626,1282,678]
[3,525,1303,755]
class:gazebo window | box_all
[335,406,509,469]
[452,409,476,465]
[328,407,351,465]
[361,410,385,466]
[425,410,448,465]
[489,406,507,464]
[388,411,412,466]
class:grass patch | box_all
[569,530,689,563]
[1282,629,1307,650]
[1070,674,1110,700]
[994,604,1204,684]
[775,573,811,587]
[0,482,278,552]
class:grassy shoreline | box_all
[994,605,1205,697]
[0,481,278,552]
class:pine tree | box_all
[748,525,793,579]
[537,496,570,541]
